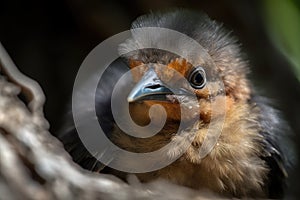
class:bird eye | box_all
[188,67,206,89]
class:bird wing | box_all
[251,95,295,198]
[57,58,129,171]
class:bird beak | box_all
[127,68,173,102]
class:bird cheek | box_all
[198,96,234,123]
[198,99,212,123]
[194,88,210,99]
[145,101,182,122]
[129,102,181,125]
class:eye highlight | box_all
[188,66,206,89]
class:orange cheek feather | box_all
[129,96,234,125]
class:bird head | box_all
[120,11,251,128]
[126,56,215,125]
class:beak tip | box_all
[127,94,137,103]
[127,97,134,103]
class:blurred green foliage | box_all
[263,0,300,81]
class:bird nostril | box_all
[146,84,161,90]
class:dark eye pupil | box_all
[189,67,206,89]
[192,73,204,85]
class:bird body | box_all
[112,101,268,197]
[59,10,293,198]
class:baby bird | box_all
[59,10,293,198]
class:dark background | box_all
[1,0,299,198]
